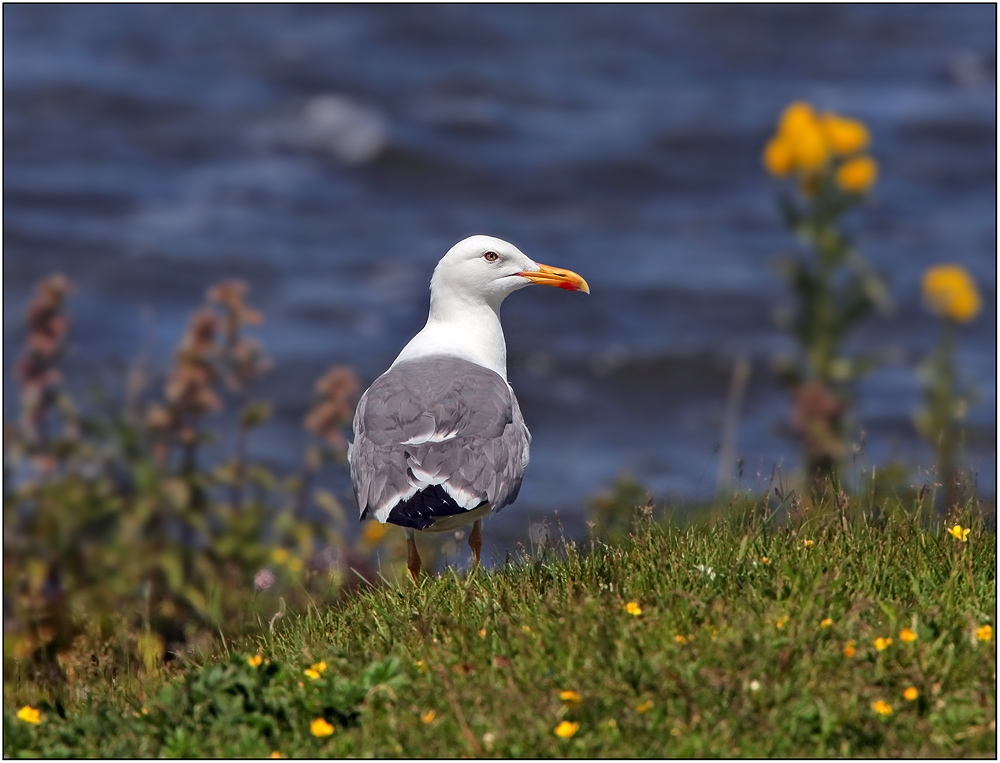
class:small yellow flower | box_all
[674,634,689,644]
[763,137,794,177]
[670,727,681,736]
[836,156,878,194]
[16,705,41,724]
[778,101,818,138]
[820,618,834,629]
[559,690,582,705]
[311,661,327,674]
[924,267,981,324]
[775,615,789,630]
[554,720,579,739]
[605,718,618,729]
[946,524,972,542]
[422,710,436,724]
[415,660,427,673]
[268,753,286,759]
[778,101,830,175]
[636,700,654,714]
[820,112,870,156]
[304,668,321,680]
[903,687,919,701]
[311,717,335,737]
[802,539,814,548]
[760,556,771,566]
[248,654,263,667]
[871,700,893,716]
[479,628,487,639]
[521,624,533,634]
[271,548,290,565]
[843,640,857,658]
[899,628,917,643]
[976,625,993,642]
[874,637,892,651]
[625,601,642,617]
[361,520,389,545]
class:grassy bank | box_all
[4,501,996,758]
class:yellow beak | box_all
[518,263,590,294]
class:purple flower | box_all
[254,568,275,592]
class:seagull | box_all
[349,235,589,580]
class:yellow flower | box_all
[820,112,870,156]
[843,640,857,658]
[559,690,582,705]
[835,156,878,194]
[310,718,335,737]
[777,102,829,174]
[946,524,972,542]
[923,267,981,323]
[903,687,919,701]
[268,753,285,759]
[802,539,814,548]
[361,521,389,545]
[874,637,892,651]
[976,625,993,642]
[415,660,427,673]
[775,615,789,630]
[271,548,290,565]
[763,137,794,177]
[819,618,833,629]
[479,628,487,639]
[625,601,642,617]
[304,668,321,680]
[310,661,327,674]
[871,700,893,716]
[760,556,771,566]
[421,710,436,724]
[636,700,654,714]
[16,705,41,724]
[778,101,818,139]
[248,654,263,667]
[554,720,579,739]
[674,634,689,644]
[899,628,917,643]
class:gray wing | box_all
[349,356,531,524]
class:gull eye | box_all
[483,251,499,263]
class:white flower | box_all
[748,680,761,692]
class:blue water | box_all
[4,5,996,552]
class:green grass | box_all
[4,501,996,757]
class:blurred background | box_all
[4,4,996,556]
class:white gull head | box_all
[390,235,589,380]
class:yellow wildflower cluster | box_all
[874,636,893,651]
[625,601,642,617]
[247,653,263,667]
[976,624,993,642]
[304,660,327,680]
[819,618,834,629]
[903,686,919,701]
[922,266,981,324]
[899,628,917,643]
[871,700,893,716]
[763,101,877,194]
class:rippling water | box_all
[4,5,996,551]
